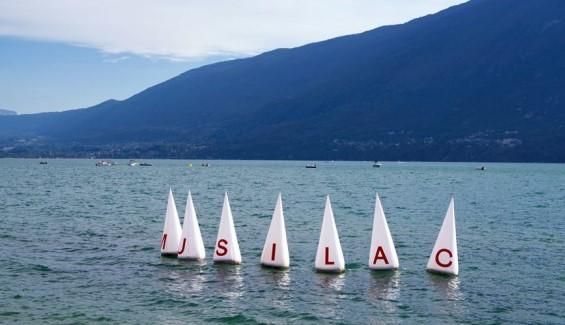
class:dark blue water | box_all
[0,159,563,323]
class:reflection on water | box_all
[214,264,245,301]
[428,273,463,301]
[259,267,292,310]
[368,271,400,300]
[428,273,467,319]
[367,270,401,314]
[260,267,291,290]
[315,272,346,292]
[176,260,208,295]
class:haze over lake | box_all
[0,159,563,323]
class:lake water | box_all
[0,159,563,324]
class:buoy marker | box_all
[368,193,399,270]
[261,193,290,268]
[178,190,206,260]
[160,188,182,256]
[213,192,242,264]
[315,195,345,273]
[426,197,459,275]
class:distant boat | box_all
[95,160,115,166]
[128,160,139,166]
[201,162,210,167]
[476,166,486,171]
[39,161,48,165]
[373,161,382,168]
[140,162,152,167]
[306,162,317,168]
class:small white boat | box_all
[373,161,382,168]
[306,162,317,168]
[128,160,139,166]
[95,160,115,166]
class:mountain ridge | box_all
[2,0,565,161]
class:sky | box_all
[0,0,467,114]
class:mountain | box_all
[2,0,565,161]
[0,109,17,116]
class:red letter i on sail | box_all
[271,243,276,261]
[161,233,167,249]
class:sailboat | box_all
[178,190,206,260]
[368,193,399,270]
[315,196,345,273]
[213,193,242,264]
[426,197,459,275]
[260,193,290,268]
[160,189,182,256]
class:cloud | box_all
[0,0,466,61]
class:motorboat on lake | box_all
[305,162,317,168]
[140,162,152,167]
[95,160,115,166]
[128,160,140,166]
[373,161,383,168]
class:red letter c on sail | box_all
[435,248,453,267]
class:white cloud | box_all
[0,0,467,60]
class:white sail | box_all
[160,188,182,256]
[427,197,459,275]
[260,193,290,268]
[315,196,345,273]
[368,193,399,270]
[178,190,206,260]
[213,193,242,264]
